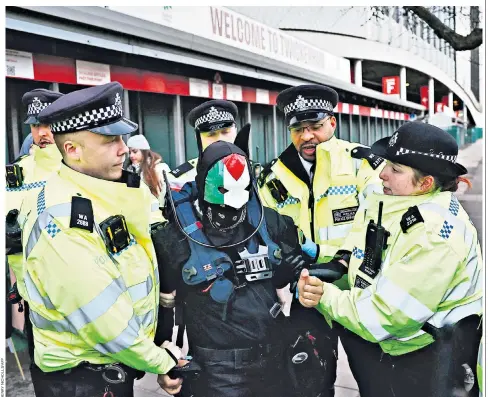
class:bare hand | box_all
[298,268,324,308]
[157,359,189,395]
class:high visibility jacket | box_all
[166,157,198,192]
[258,137,384,263]
[19,164,177,374]
[6,144,62,295]
[316,190,483,356]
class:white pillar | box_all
[428,77,435,117]
[400,67,407,100]
[123,90,130,119]
[11,105,20,157]
[463,103,468,126]
[273,105,278,158]
[448,92,454,109]
[247,103,253,159]
[50,82,60,92]
[173,95,185,165]
[354,60,363,87]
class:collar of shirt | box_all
[298,155,314,181]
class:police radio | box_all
[99,215,130,254]
[7,282,23,313]
[5,164,23,188]
[358,201,390,280]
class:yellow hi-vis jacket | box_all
[258,137,384,263]
[19,164,177,374]
[316,191,483,356]
[6,144,62,295]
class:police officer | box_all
[156,127,311,397]
[167,99,246,192]
[298,122,482,397]
[6,88,64,361]
[19,82,180,397]
[258,84,384,396]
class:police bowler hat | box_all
[276,84,338,127]
[37,82,137,136]
[371,121,467,178]
[188,100,238,133]
[22,89,64,125]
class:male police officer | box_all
[6,88,64,361]
[18,82,180,397]
[167,99,245,191]
[156,128,312,396]
[258,84,384,396]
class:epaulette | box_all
[257,158,278,188]
[400,206,424,233]
[350,146,384,170]
[70,196,94,232]
[170,161,195,178]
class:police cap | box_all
[37,82,137,136]
[372,121,467,178]
[22,89,64,125]
[188,100,238,132]
[276,84,338,127]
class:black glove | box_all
[6,210,22,254]
[274,251,312,290]
[308,260,348,284]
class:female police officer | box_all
[298,121,482,397]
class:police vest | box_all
[171,182,281,309]
[317,190,482,356]
[258,137,384,263]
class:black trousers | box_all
[339,322,481,397]
[289,300,338,397]
[184,344,293,397]
[30,364,136,397]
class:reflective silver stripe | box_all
[30,309,76,334]
[396,330,426,341]
[428,299,482,328]
[376,277,434,323]
[24,271,55,310]
[138,310,154,329]
[26,203,72,258]
[95,314,140,354]
[326,224,352,240]
[67,276,127,331]
[151,202,159,212]
[154,266,160,286]
[128,276,153,302]
[356,288,391,341]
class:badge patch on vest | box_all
[332,206,359,224]
[354,275,371,289]
[170,162,194,178]
[350,146,384,170]
[266,179,289,204]
[400,206,424,233]
[70,196,94,232]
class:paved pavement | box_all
[5,139,483,397]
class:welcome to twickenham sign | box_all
[104,6,351,82]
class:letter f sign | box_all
[382,76,399,95]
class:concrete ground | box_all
[5,139,483,397]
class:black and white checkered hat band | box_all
[50,102,123,133]
[195,110,234,129]
[27,101,51,116]
[396,147,457,163]
[283,96,334,116]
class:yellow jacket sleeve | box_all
[317,229,466,343]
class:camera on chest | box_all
[6,164,23,188]
[100,215,131,254]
